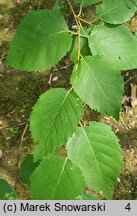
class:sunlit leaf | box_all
[88,24,137,70]
[6,10,71,71]
[67,121,123,199]
[71,56,123,119]
[30,88,83,161]
[97,0,137,24]
[30,155,85,199]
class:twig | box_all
[20,123,28,150]
[48,73,53,86]
[69,30,78,35]
[77,1,83,17]
[124,75,137,84]
[14,123,28,190]
[67,0,81,61]
[69,30,88,38]
[77,16,92,25]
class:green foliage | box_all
[0,179,16,200]
[71,56,123,119]
[53,0,68,12]
[76,194,99,200]
[67,122,123,199]
[30,88,83,161]
[30,155,85,199]
[6,10,71,71]
[5,0,137,200]
[97,0,137,24]
[88,24,137,70]
[19,155,40,183]
[9,127,19,135]
[70,28,91,64]
[72,0,103,6]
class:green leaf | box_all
[30,88,83,161]
[76,193,99,200]
[0,179,16,200]
[88,24,137,70]
[6,10,71,71]
[71,56,123,119]
[70,28,91,64]
[19,155,40,183]
[97,0,137,24]
[67,121,123,199]
[72,0,103,6]
[30,155,85,199]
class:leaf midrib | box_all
[51,158,68,199]
[80,126,110,198]
[12,30,69,55]
[82,57,115,114]
[43,90,71,153]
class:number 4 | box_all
[125,203,131,211]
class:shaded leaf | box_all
[97,0,137,24]
[88,24,137,70]
[67,121,123,199]
[71,56,123,119]
[6,10,71,71]
[0,179,16,200]
[19,155,40,183]
[30,155,85,199]
[30,88,83,161]
[70,28,91,64]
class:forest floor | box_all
[0,0,137,199]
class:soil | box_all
[0,0,137,200]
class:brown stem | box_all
[14,123,28,190]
